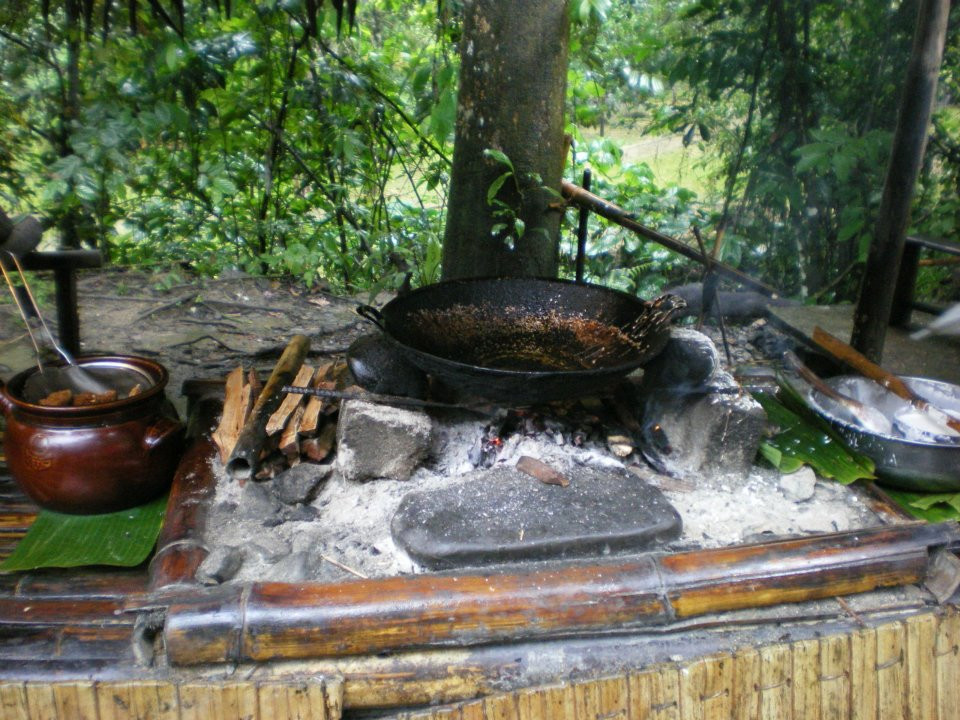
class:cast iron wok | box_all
[357,276,684,404]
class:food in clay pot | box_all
[0,356,185,514]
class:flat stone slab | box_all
[391,466,682,570]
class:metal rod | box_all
[281,385,498,415]
[5,251,70,364]
[0,252,46,373]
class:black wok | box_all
[357,276,684,404]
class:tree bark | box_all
[850,0,950,361]
[441,0,569,280]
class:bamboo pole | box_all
[149,395,222,590]
[560,181,778,297]
[162,521,959,665]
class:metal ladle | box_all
[0,250,111,399]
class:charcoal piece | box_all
[336,399,432,482]
[347,333,428,398]
[391,466,681,570]
[273,462,333,505]
[196,546,245,585]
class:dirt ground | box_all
[0,267,374,416]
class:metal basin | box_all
[807,375,960,492]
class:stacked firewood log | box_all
[212,359,350,479]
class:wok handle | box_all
[356,304,387,331]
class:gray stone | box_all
[347,333,428,398]
[238,479,281,519]
[271,551,312,582]
[272,463,333,505]
[667,282,797,320]
[336,400,433,482]
[638,329,766,478]
[641,328,720,390]
[779,467,817,502]
[249,538,292,564]
[391,465,682,570]
[196,546,245,585]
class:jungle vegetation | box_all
[0,0,958,302]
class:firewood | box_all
[247,368,262,402]
[302,422,337,463]
[299,364,334,437]
[516,456,569,487]
[212,367,247,464]
[226,335,311,480]
[279,404,305,463]
[265,364,314,436]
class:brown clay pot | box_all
[0,355,185,514]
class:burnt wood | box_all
[162,521,959,665]
[226,334,310,479]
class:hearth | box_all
[193,327,881,587]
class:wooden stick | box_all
[561,180,778,297]
[226,335,311,480]
[812,326,960,433]
[265,364,314,436]
[211,367,247,464]
[162,521,960,664]
[300,363,335,436]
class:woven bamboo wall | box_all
[398,609,960,720]
[0,677,342,720]
[0,609,957,719]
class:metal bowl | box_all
[807,375,960,492]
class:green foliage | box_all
[633,0,959,301]
[2,0,959,303]
[0,0,454,293]
[560,128,703,298]
[883,489,960,523]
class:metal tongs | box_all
[0,250,110,398]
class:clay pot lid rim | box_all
[2,354,169,414]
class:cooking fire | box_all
[197,321,881,586]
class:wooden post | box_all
[850,0,950,361]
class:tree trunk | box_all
[850,0,950,362]
[441,0,569,280]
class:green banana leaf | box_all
[752,389,876,485]
[0,494,168,572]
[883,489,960,522]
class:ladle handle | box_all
[356,304,387,331]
